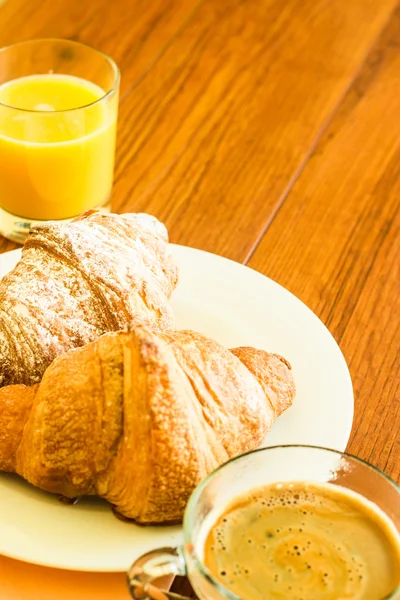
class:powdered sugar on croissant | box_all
[0,210,178,387]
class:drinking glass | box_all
[127,445,400,600]
[0,39,119,242]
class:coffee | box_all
[203,482,400,600]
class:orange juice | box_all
[0,74,117,220]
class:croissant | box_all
[0,327,295,524]
[0,210,178,388]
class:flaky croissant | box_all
[0,210,178,388]
[0,327,295,524]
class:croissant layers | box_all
[0,210,178,388]
[0,327,295,524]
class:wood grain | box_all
[0,0,396,259]
[111,0,397,261]
[247,9,400,481]
[0,0,201,99]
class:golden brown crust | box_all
[16,332,126,497]
[0,328,295,523]
[0,211,178,387]
[0,384,38,473]
[230,347,295,418]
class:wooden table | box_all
[0,0,399,597]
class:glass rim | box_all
[183,443,400,600]
[0,38,120,113]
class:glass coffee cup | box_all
[127,445,400,600]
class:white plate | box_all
[0,246,353,572]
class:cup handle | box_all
[127,546,191,600]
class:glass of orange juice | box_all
[0,39,119,242]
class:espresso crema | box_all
[203,482,400,600]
